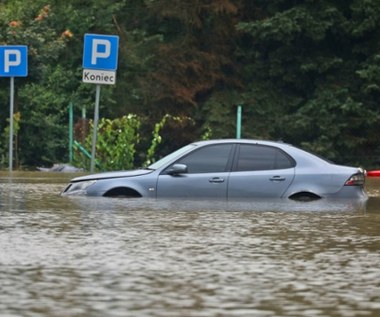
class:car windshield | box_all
[148,144,197,170]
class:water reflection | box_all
[0,172,379,317]
[65,195,369,214]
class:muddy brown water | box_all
[0,172,379,317]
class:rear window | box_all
[235,144,295,171]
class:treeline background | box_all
[0,0,379,170]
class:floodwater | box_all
[0,172,379,317]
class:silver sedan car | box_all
[61,139,367,201]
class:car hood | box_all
[71,169,154,182]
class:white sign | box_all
[82,69,116,85]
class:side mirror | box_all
[167,164,188,175]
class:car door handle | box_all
[270,176,286,182]
[209,177,225,183]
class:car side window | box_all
[235,144,295,171]
[175,144,233,173]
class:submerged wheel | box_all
[289,192,321,202]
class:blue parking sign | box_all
[83,34,119,70]
[0,46,28,77]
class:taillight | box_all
[345,173,365,186]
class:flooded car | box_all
[61,139,367,201]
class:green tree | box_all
[236,0,380,165]
[1,0,380,170]
[116,0,242,123]
[0,0,124,167]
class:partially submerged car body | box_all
[62,139,367,201]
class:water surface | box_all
[0,172,379,317]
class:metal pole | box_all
[69,102,73,163]
[9,77,15,171]
[81,105,86,145]
[90,84,101,173]
[236,105,242,139]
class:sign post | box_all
[0,45,28,171]
[82,34,119,172]
[90,84,101,173]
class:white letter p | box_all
[91,39,111,65]
[4,50,21,73]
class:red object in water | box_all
[367,170,380,177]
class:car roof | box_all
[192,138,291,147]
[191,138,331,166]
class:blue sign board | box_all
[83,34,119,70]
[0,45,28,77]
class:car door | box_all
[228,144,295,199]
[157,144,234,199]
